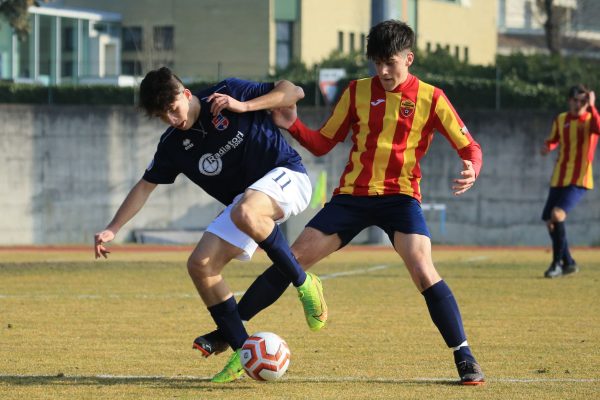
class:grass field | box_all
[1,245,599,399]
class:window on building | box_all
[349,32,355,52]
[426,42,432,53]
[63,26,75,52]
[154,26,174,50]
[122,60,143,75]
[338,31,344,52]
[122,26,142,51]
[62,61,73,78]
[454,45,460,59]
[276,21,293,69]
[38,14,52,77]
[464,46,469,62]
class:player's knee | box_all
[550,207,566,222]
[230,202,255,232]
[186,256,213,278]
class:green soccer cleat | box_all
[210,349,245,383]
[297,272,328,331]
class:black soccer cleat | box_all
[456,360,485,385]
[544,261,563,278]
[562,262,579,276]
[193,335,228,358]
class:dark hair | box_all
[366,20,415,60]
[139,67,184,116]
[568,84,589,99]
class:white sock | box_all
[452,340,469,351]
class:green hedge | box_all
[0,83,136,105]
[1,51,597,110]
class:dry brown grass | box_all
[1,246,599,399]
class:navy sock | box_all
[258,225,306,287]
[422,280,467,349]
[454,346,476,364]
[207,297,248,350]
[562,236,575,266]
[551,222,566,264]
[238,264,291,321]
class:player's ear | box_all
[183,88,192,101]
[405,51,414,67]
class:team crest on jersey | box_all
[182,138,194,150]
[400,99,415,117]
[212,113,230,131]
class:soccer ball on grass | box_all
[240,332,290,381]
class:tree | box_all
[0,0,48,41]
[537,0,570,56]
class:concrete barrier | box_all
[0,104,598,246]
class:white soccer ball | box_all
[240,332,291,381]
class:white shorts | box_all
[206,167,312,261]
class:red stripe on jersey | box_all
[333,82,358,196]
[556,116,571,185]
[408,88,440,196]
[383,85,417,195]
[570,122,584,185]
[584,133,599,187]
[351,79,387,195]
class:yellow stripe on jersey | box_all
[550,114,567,186]
[321,86,351,140]
[339,78,371,193]
[564,120,579,184]
[398,82,435,197]
[369,90,402,195]
[435,94,471,149]
[580,119,593,188]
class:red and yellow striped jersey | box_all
[545,110,600,189]
[290,74,481,202]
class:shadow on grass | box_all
[0,375,247,390]
[0,374,463,387]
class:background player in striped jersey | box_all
[93,67,327,382]
[199,20,485,385]
[540,85,599,278]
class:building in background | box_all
[417,0,498,65]
[498,0,600,58]
[55,0,372,81]
[1,0,501,84]
[0,4,122,84]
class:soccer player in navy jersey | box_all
[199,20,485,385]
[540,85,599,278]
[93,67,327,382]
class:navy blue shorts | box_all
[306,194,430,248]
[541,185,588,221]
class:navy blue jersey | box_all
[143,78,306,205]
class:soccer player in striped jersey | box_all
[541,85,599,278]
[200,20,485,385]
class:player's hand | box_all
[452,160,476,196]
[206,93,247,116]
[271,104,298,129]
[588,91,596,108]
[94,229,115,259]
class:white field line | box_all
[0,265,390,300]
[0,373,597,384]
[462,256,489,263]
[232,264,391,296]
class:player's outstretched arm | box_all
[206,80,304,116]
[94,179,157,259]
